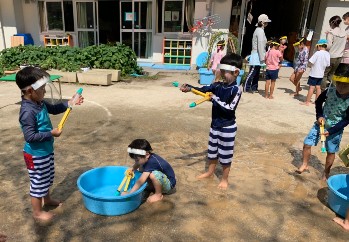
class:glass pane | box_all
[140,32,152,58]
[77,2,94,29]
[134,32,139,57]
[122,32,132,48]
[164,1,183,32]
[63,1,74,32]
[78,31,95,48]
[121,2,133,29]
[47,2,63,30]
[137,2,152,29]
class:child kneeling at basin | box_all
[122,139,176,203]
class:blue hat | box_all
[316,39,327,46]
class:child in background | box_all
[289,37,309,96]
[180,53,243,189]
[278,36,288,68]
[208,40,225,82]
[300,39,330,106]
[123,139,176,203]
[296,63,349,181]
[342,12,349,64]
[16,67,84,223]
[264,40,283,99]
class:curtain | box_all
[77,2,89,48]
[145,2,152,58]
[38,1,47,32]
[185,0,195,31]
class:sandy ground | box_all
[1,67,349,241]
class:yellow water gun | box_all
[57,88,83,131]
[172,81,212,108]
[320,120,326,153]
[116,169,135,196]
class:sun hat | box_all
[257,14,271,23]
[316,39,328,46]
[279,36,287,40]
[332,63,349,83]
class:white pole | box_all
[239,0,248,55]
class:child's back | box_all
[309,49,330,78]
[266,48,282,70]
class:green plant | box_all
[0,44,142,76]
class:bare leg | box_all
[296,144,311,173]
[315,85,321,100]
[333,208,349,231]
[322,152,335,181]
[265,79,271,98]
[146,173,164,203]
[269,80,276,99]
[31,196,54,222]
[218,165,231,190]
[301,85,315,105]
[291,71,304,96]
[197,159,217,179]
[43,190,62,206]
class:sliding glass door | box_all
[74,0,98,47]
[120,0,153,58]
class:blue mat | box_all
[152,64,191,70]
[137,62,154,67]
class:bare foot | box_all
[197,172,214,179]
[290,92,300,96]
[33,211,54,224]
[146,193,163,203]
[295,164,309,174]
[264,96,269,99]
[300,102,310,106]
[268,96,274,99]
[0,233,7,242]
[218,180,228,190]
[321,172,329,181]
[333,217,349,231]
[43,198,62,207]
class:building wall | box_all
[0,0,18,48]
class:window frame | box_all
[162,0,184,33]
[38,0,66,33]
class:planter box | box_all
[88,69,121,82]
[47,70,77,83]
[77,72,112,86]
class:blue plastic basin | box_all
[327,174,349,217]
[77,166,147,216]
[199,69,244,86]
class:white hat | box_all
[256,14,271,25]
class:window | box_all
[38,0,74,32]
[162,0,184,33]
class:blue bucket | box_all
[327,174,349,217]
[77,166,147,216]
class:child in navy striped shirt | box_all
[180,53,243,189]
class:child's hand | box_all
[69,95,84,106]
[51,128,62,137]
[322,131,330,137]
[180,84,191,92]
[317,117,325,125]
[121,191,129,196]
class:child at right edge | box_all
[297,63,349,180]
[180,53,243,189]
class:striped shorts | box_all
[23,152,55,198]
[208,124,237,165]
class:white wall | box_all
[22,1,41,45]
[0,0,18,49]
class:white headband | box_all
[22,76,50,90]
[217,64,240,72]
[127,147,146,155]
